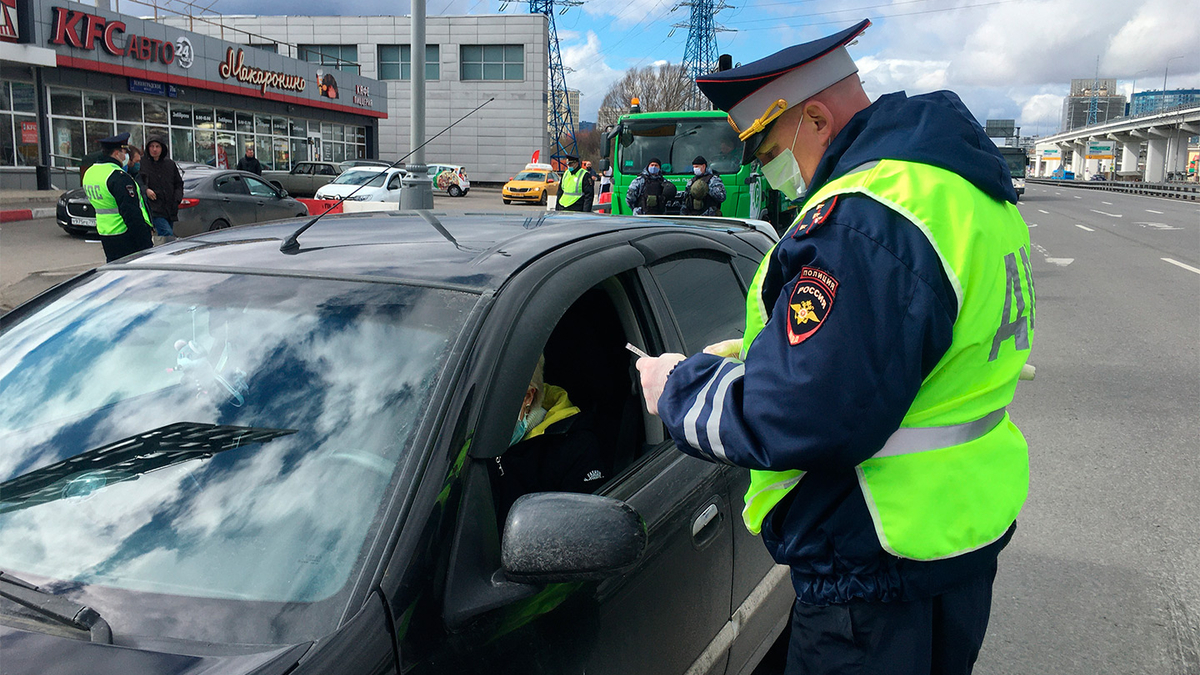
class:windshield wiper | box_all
[0,570,113,644]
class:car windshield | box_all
[514,172,546,181]
[0,270,474,644]
[331,169,388,187]
[618,117,743,175]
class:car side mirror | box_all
[278,188,289,198]
[501,493,646,584]
[599,159,610,173]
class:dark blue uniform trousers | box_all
[786,562,997,675]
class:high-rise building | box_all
[1061,78,1126,131]
[548,88,581,135]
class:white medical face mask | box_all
[759,117,806,201]
[693,167,703,176]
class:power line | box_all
[732,0,1021,31]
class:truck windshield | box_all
[0,270,474,645]
[618,118,743,176]
[998,150,1027,177]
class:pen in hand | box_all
[625,342,651,359]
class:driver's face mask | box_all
[759,115,807,201]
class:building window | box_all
[460,45,523,81]
[0,81,39,167]
[377,45,440,81]
[248,43,278,53]
[298,44,360,75]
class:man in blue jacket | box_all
[637,19,1034,675]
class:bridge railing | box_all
[1027,178,1198,201]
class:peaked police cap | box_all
[697,19,870,164]
[98,132,131,150]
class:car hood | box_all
[61,188,87,202]
[504,180,548,189]
[0,625,310,675]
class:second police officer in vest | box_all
[83,132,155,263]
[680,155,726,216]
[636,19,1035,674]
[555,154,594,212]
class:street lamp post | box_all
[1161,56,1185,113]
[401,0,434,209]
[1130,69,1147,115]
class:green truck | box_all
[600,105,794,230]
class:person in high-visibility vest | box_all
[636,18,1034,675]
[554,154,593,212]
[83,132,154,262]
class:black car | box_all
[0,212,791,675]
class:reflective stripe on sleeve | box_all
[871,408,1006,459]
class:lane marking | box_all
[1136,222,1183,231]
[1046,258,1074,267]
[1028,223,1038,228]
[1089,209,1122,218]
[1161,258,1200,275]
[1074,195,1082,199]
[1146,209,1163,214]
[1038,209,1049,214]
[1075,224,1095,232]
[1101,201,1113,205]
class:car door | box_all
[547,171,559,195]
[641,236,792,675]
[423,234,734,675]
[288,162,312,194]
[313,163,339,194]
[212,173,258,225]
[386,172,403,202]
[244,174,291,222]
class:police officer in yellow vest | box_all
[637,19,1034,675]
[84,132,154,262]
[554,154,593,212]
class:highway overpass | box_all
[1032,105,1200,182]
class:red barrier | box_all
[297,198,343,215]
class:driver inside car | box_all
[490,354,608,520]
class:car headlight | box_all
[348,194,370,201]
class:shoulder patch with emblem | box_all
[125,183,138,199]
[791,195,838,239]
[786,266,839,345]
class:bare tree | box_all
[599,63,693,128]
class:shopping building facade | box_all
[164,14,551,182]
[1,0,387,190]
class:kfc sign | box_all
[1,0,20,43]
[48,6,177,64]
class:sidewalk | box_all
[1,189,64,223]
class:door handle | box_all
[692,503,720,538]
[222,197,231,203]
[255,201,265,206]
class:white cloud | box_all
[560,31,623,122]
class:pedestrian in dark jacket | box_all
[139,134,184,242]
[625,158,678,215]
[237,146,263,175]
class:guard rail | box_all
[1027,178,1198,201]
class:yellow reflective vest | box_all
[741,159,1034,561]
[83,162,152,237]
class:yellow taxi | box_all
[502,163,559,205]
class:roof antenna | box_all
[280,97,495,254]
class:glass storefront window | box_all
[272,116,287,136]
[116,123,144,151]
[11,83,35,113]
[51,117,83,166]
[216,132,236,168]
[145,100,168,125]
[321,141,332,162]
[0,84,10,112]
[255,135,274,171]
[290,138,306,167]
[273,137,289,170]
[170,104,192,127]
[85,120,115,152]
[116,97,143,122]
[171,128,194,163]
[195,130,215,165]
[215,109,235,131]
[332,124,345,143]
[355,127,365,143]
[320,123,333,139]
[236,112,254,134]
[0,113,13,166]
[255,115,271,135]
[84,93,112,120]
[51,89,83,117]
[332,143,346,162]
[194,108,215,130]
[289,119,304,137]
[236,134,252,162]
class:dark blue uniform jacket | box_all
[658,91,1020,606]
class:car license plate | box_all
[71,216,96,227]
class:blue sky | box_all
[211,0,1199,135]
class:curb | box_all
[1,207,56,223]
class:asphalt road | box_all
[976,185,1200,674]
[1,182,1197,672]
